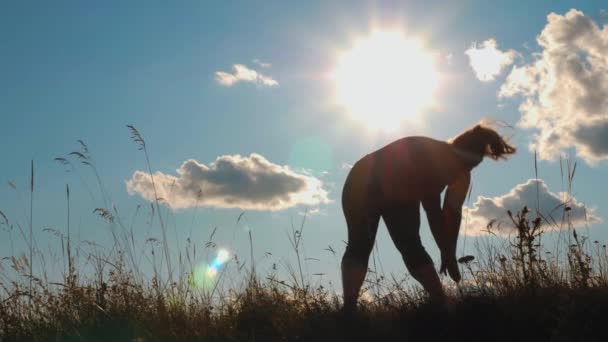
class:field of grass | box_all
[1,127,607,341]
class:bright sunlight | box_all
[333,31,439,130]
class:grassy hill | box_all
[2,205,608,341]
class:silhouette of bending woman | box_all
[341,124,515,310]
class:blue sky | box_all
[1,1,607,289]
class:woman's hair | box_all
[450,124,516,160]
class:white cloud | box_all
[464,179,600,235]
[298,208,326,216]
[126,154,329,210]
[499,9,608,163]
[215,64,278,87]
[465,38,516,81]
[252,59,272,68]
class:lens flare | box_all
[206,266,218,278]
[288,136,333,173]
[217,249,230,263]
[190,248,232,289]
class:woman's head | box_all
[451,124,516,161]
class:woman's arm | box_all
[440,172,470,281]
[443,173,470,253]
[422,194,446,255]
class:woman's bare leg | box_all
[383,201,445,302]
[341,209,379,312]
[409,264,446,301]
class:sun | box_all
[332,31,439,131]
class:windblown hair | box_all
[450,124,516,160]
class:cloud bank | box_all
[215,64,278,87]
[464,179,599,235]
[499,9,608,163]
[127,154,329,210]
[465,38,516,81]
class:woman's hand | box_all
[440,254,461,282]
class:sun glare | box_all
[333,31,439,130]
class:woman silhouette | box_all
[341,124,515,310]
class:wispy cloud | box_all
[215,64,278,87]
[298,208,326,216]
[464,179,600,235]
[252,59,272,68]
[499,9,608,163]
[465,38,516,82]
[126,153,329,210]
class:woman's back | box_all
[344,136,469,206]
